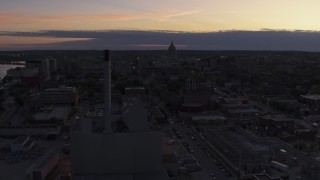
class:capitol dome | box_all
[168,41,176,51]
[167,41,177,58]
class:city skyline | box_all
[1,30,320,51]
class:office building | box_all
[41,87,78,105]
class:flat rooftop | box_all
[73,169,170,180]
[44,87,75,92]
[0,139,66,180]
[228,108,260,114]
[13,136,28,144]
[125,87,145,90]
[262,115,294,122]
[300,94,320,100]
[191,172,213,180]
[34,106,69,120]
[254,174,283,180]
[192,115,226,121]
[182,103,204,107]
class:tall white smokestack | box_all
[192,78,194,90]
[104,50,112,133]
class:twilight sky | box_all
[1,0,320,50]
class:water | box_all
[0,64,24,80]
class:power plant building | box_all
[71,50,169,180]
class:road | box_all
[156,98,236,179]
[170,118,236,180]
[70,101,91,132]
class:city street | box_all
[170,118,236,180]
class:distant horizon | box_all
[1,49,320,53]
[1,29,320,51]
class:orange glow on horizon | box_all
[0,36,92,49]
[132,44,187,47]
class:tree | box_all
[14,95,24,106]
[294,142,306,151]
[2,75,13,83]
[309,143,317,152]
[25,114,36,124]
[167,79,183,92]
[49,117,58,122]
[70,106,80,115]
[0,89,4,103]
[310,85,320,94]
[148,80,155,87]
[87,90,95,98]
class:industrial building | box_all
[0,124,61,137]
[41,87,78,105]
[70,50,169,180]
[125,87,146,97]
[257,115,295,136]
[34,106,69,124]
[11,136,35,152]
[300,94,320,107]
[26,150,60,180]
[203,127,320,179]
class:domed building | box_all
[167,41,177,59]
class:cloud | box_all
[157,9,203,21]
[1,29,320,51]
[0,11,139,25]
[0,35,92,44]
[131,44,188,47]
[0,8,203,27]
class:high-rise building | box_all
[26,59,50,79]
[48,58,57,73]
